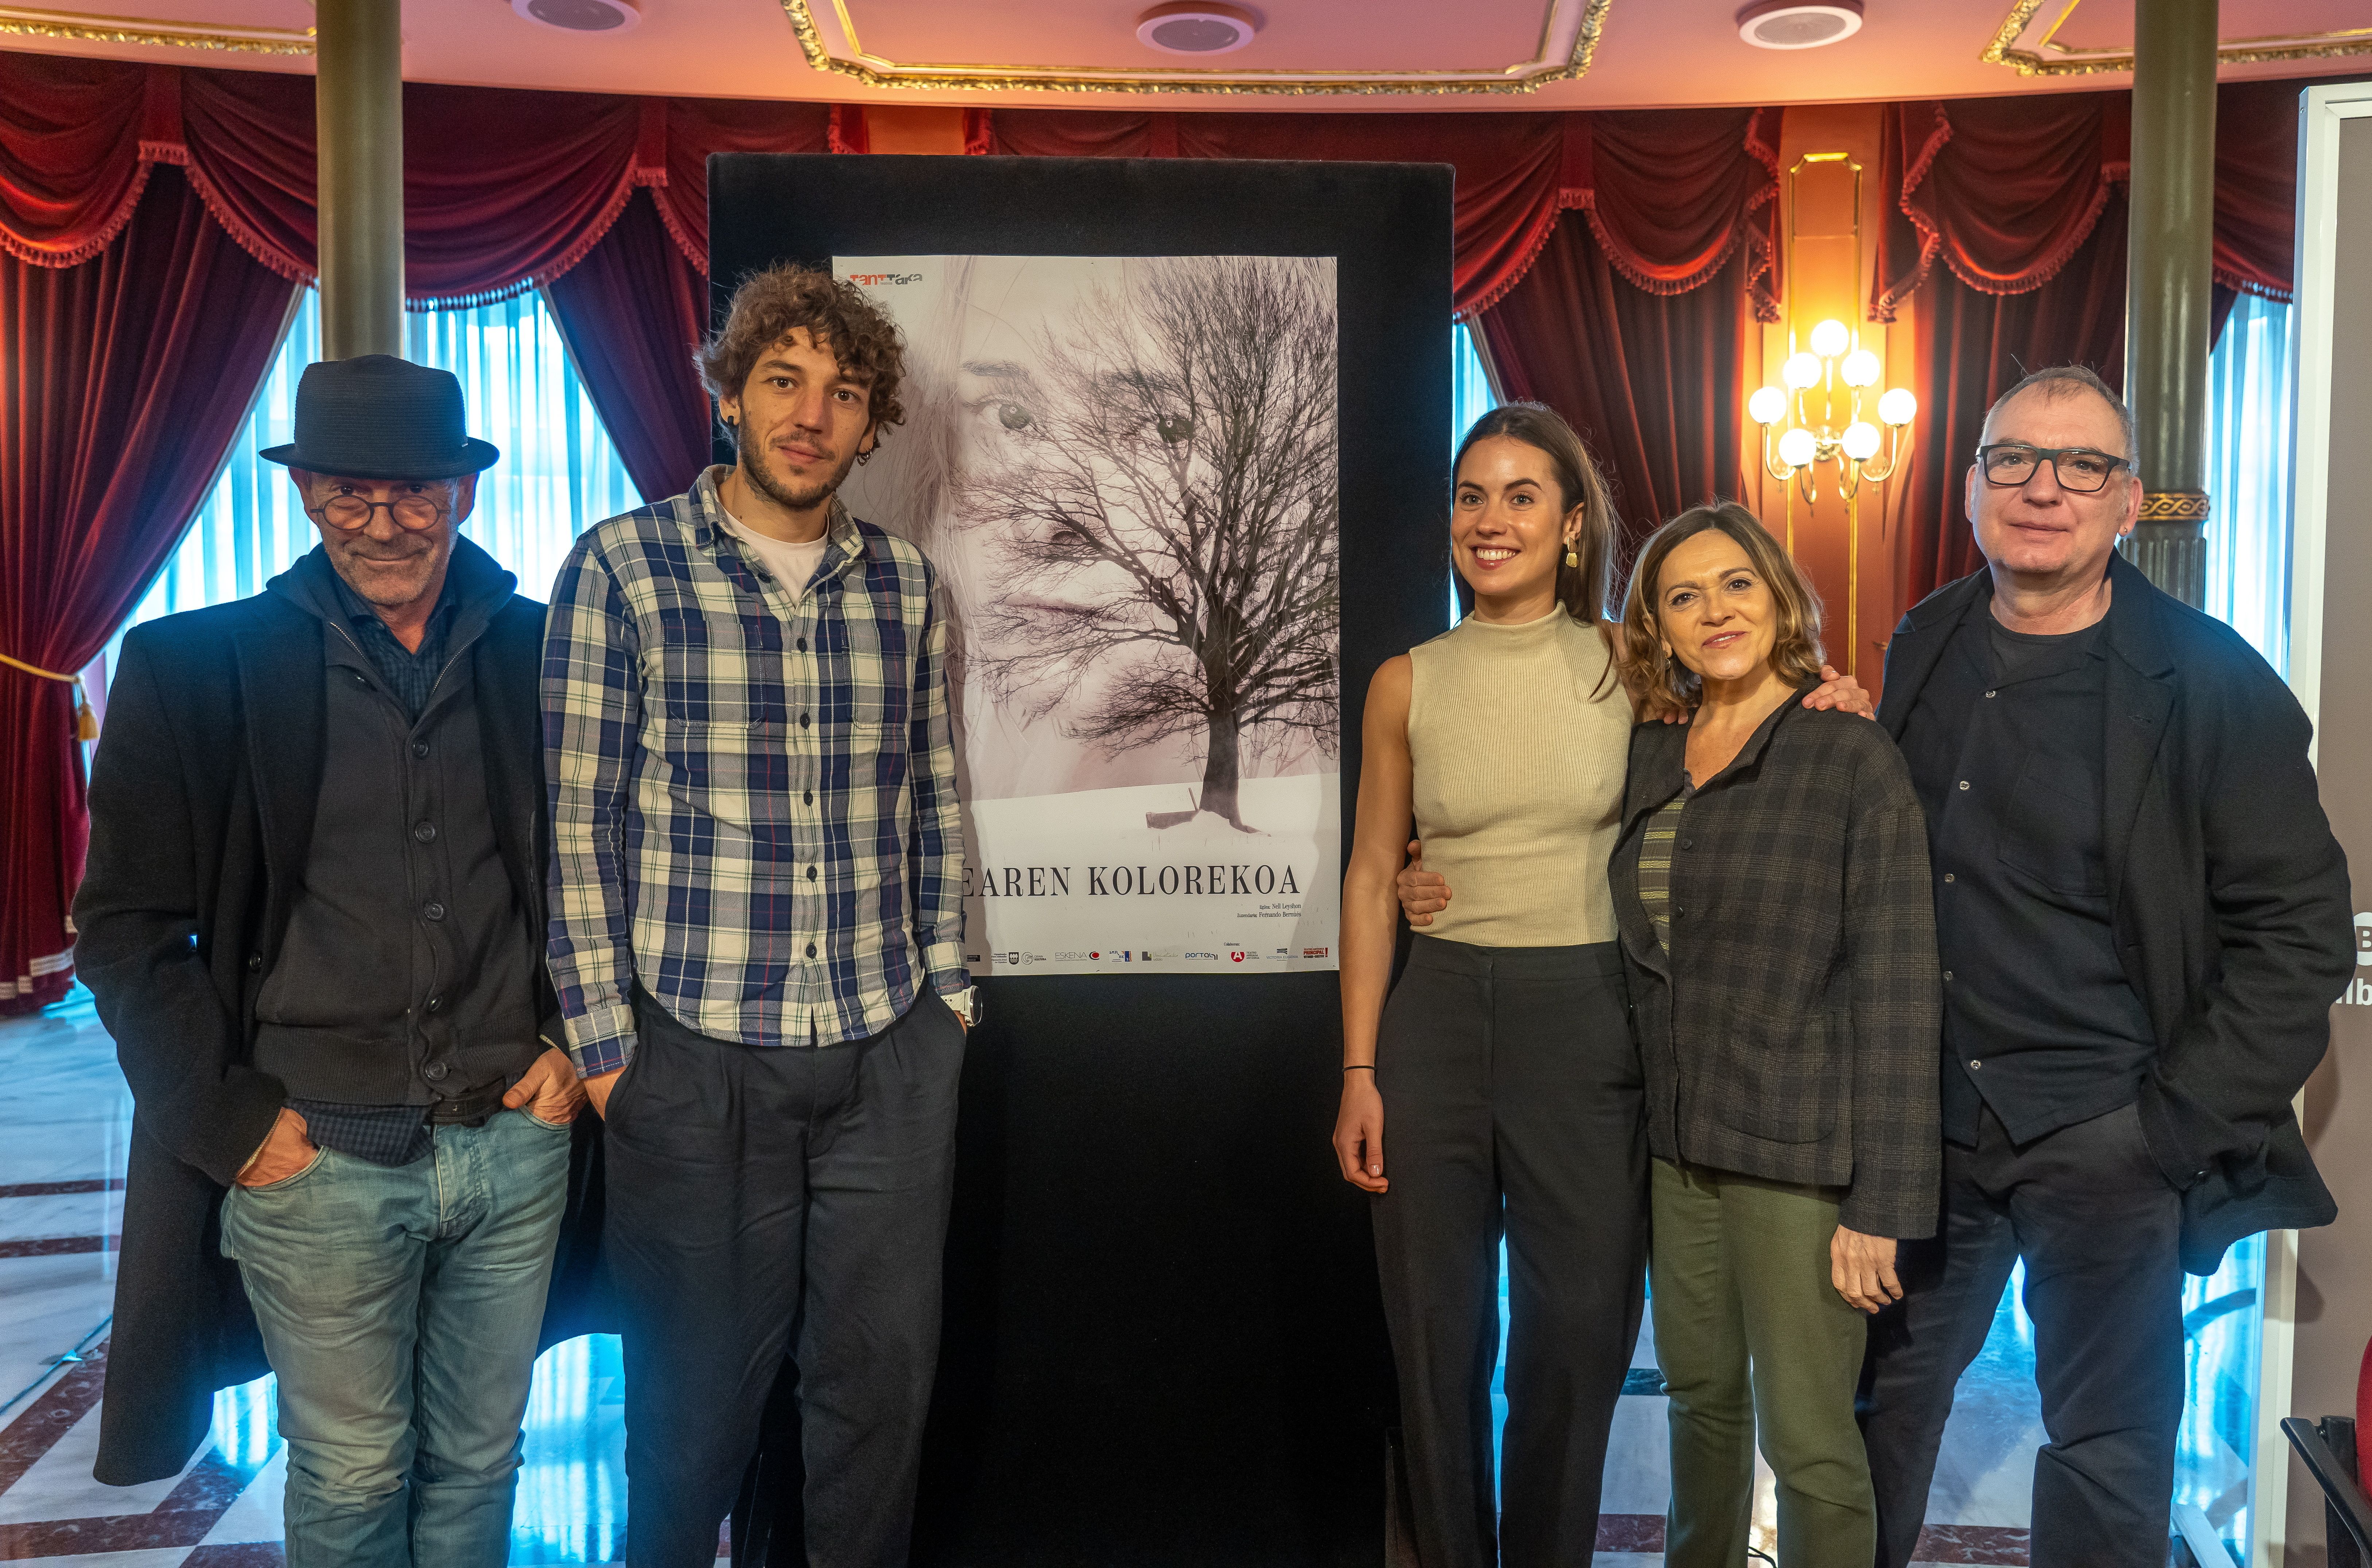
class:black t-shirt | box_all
[1895,601,2155,1146]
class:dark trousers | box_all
[1856,1101,2184,1568]
[606,987,967,1568]
[1371,936,1647,1568]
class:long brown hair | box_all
[1452,402,1620,623]
[1618,501,1825,713]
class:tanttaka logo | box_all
[846,272,923,286]
[2344,915,2372,1005]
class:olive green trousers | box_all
[1650,1157,1876,1568]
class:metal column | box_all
[2121,0,2219,607]
[315,0,404,360]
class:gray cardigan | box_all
[1609,697,1943,1238]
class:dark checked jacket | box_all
[1609,696,1944,1238]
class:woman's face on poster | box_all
[890,259,1173,799]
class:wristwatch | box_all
[946,987,982,1028]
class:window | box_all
[121,287,641,637]
[1448,321,1498,627]
[2203,292,2294,673]
[2170,291,2297,1563]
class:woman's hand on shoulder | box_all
[1802,664,1877,719]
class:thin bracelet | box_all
[1343,1064,1376,1073]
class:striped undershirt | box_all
[1635,784,1693,953]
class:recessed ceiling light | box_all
[512,0,641,34]
[1137,2,1261,55]
[1736,0,1863,49]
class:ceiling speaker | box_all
[1137,3,1261,55]
[1736,0,1864,49]
[513,0,641,34]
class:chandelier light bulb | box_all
[1809,318,1851,359]
[1841,420,1881,460]
[1777,427,1818,469]
[1878,386,1919,427]
[1748,386,1788,425]
[1782,352,1822,390]
[1841,348,1881,388]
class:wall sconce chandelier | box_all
[1748,316,1916,502]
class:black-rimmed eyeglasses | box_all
[1975,443,2130,494]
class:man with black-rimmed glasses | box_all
[76,355,586,1566]
[1855,365,2353,1567]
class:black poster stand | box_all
[707,153,1452,1567]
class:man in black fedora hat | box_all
[75,354,593,1567]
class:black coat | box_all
[1879,554,2353,1273]
[1608,700,1943,1238]
[73,542,609,1486]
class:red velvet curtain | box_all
[0,167,298,1012]
[1465,109,1777,573]
[0,52,832,1007]
[1869,94,2132,606]
[1893,208,2129,601]
[989,107,1778,321]
[1476,227,1748,568]
[545,188,713,503]
[0,55,832,305]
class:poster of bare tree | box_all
[835,254,1341,976]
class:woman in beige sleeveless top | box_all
[1333,404,1642,1568]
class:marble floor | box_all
[0,990,2150,1566]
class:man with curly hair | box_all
[543,262,976,1567]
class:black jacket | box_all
[1879,554,2353,1273]
[1610,699,1943,1238]
[72,541,609,1486]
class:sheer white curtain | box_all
[2202,292,2293,672]
[122,287,641,634]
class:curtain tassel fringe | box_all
[0,651,100,739]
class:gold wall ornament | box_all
[0,4,314,52]
[1985,0,2372,77]
[2139,489,2213,523]
[780,0,1611,96]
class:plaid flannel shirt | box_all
[542,467,968,1075]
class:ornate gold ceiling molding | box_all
[0,4,313,52]
[781,0,1610,96]
[1985,0,2372,78]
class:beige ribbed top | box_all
[1406,608,1632,947]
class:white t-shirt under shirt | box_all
[719,507,828,599]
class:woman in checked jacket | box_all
[1608,501,1939,1568]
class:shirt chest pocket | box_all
[645,601,788,727]
[1997,755,2108,897]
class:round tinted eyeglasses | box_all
[308,493,448,532]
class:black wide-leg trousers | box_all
[606,985,966,1568]
[1370,935,1647,1568]
[1856,1101,2186,1568]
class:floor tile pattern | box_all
[0,992,2051,1565]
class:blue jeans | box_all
[220,1106,572,1568]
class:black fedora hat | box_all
[260,354,500,480]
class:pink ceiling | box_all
[3,0,2364,108]
[842,0,1554,77]
[2045,0,2366,52]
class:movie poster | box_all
[835,254,1342,977]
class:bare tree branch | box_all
[954,257,1339,828]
